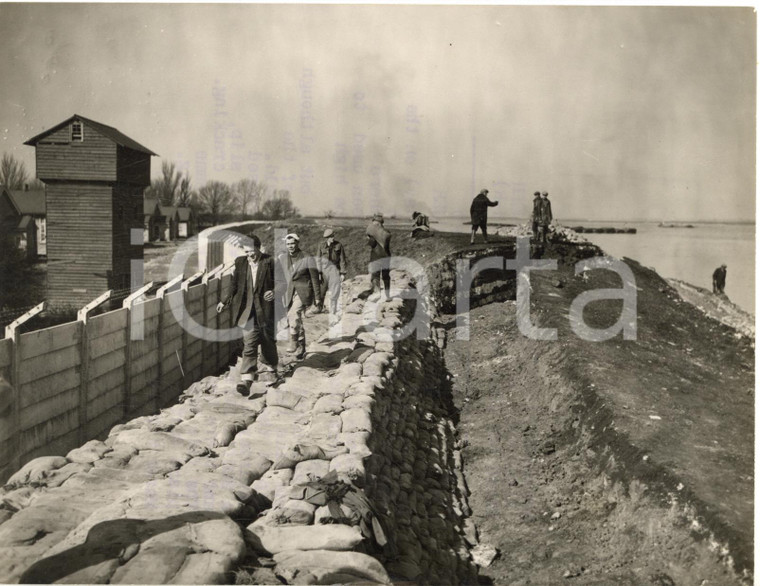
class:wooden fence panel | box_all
[0,337,14,475]
[218,274,233,370]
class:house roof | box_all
[159,205,178,218]
[1,214,32,232]
[24,114,157,156]
[7,190,45,216]
[177,207,193,222]
[144,198,160,216]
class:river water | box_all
[434,217,755,315]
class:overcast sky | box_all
[0,4,755,221]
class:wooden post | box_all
[77,291,111,444]
[5,303,43,473]
[121,283,152,420]
[180,271,203,389]
[156,275,183,409]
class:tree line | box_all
[0,153,301,225]
[145,161,300,225]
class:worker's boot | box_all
[295,335,306,360]
[286,335,299,354]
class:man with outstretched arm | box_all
[216,232,279,395]
[470,188,499,244]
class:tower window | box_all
[71,121,83,142]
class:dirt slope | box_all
[444,246,753,584]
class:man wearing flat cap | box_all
[538,191,553,243]
[276,232,321,359]
[366,213,392,299]
[712,264,727,295]
[217,232,279,394]
[316,228,348,322]
[531,191,542,240]
[469,188,499,244]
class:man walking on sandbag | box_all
[316,228,348,324]
[538,191,553,243]
[469,188,499,244]
[366,213,392,300]
[217,232,279,394]
[277,232,321,360]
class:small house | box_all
[177,206,196,238]
[0,185,46,260]
[143,197,161,242]
[24,114,156,308]
[158,204,179,241]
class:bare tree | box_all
[261,190,300,220]
[0,153,29,190]
[233,179,268,217]
[176,176,193,207]
[197,181,234,225]
[145,161,183,205]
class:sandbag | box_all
[111,430,208,460]
[213,421,246,448]
[67,440,111,464]
[5,456,68,487]
[247,524,363,555]
[273,549,391,584]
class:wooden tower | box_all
[24,115,156,309]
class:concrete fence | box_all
[0,270,236,484]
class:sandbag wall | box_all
[427,243,518,314]
[0,271,480,584]
[247,273,479,584]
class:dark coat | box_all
[531,196,542,222]
[366,221,391,261]
[539,197,553,225]
[470,193,498,226]
[223,253,275,331]
[713,266,727,288]
[317,239,348,274]
[277,249,320,308]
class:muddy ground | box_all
[444,247,753,585]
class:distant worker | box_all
[316,228,347,323]
[469,188,499,244]
[411,211,431,239]
[712,264,727,295]
[538,191,553,243]
[277,233,321,360]
[530,191,542,239]
[366,213,392,299]
[217,232,279,393]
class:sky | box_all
[0,4,755,222]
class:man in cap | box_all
[366,213,392,299]
[316,228,348,321]
[530,191,542,239]
[276,232,321,360]
[538,191,553,243]
[411,211,431,239]
[469,188,499,244]
[217,232,279,394]
[712,264,727,295]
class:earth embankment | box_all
[443,243,753,584]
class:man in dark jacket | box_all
[316,228,347,320]
[531,191,542,239]
[217,233,278,394]
[366,213,392,299]
[470,188,499,244]
[538,191,553,243]
[712,264,727,294]
[277,233,321,359]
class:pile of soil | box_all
[443,245,753,584]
